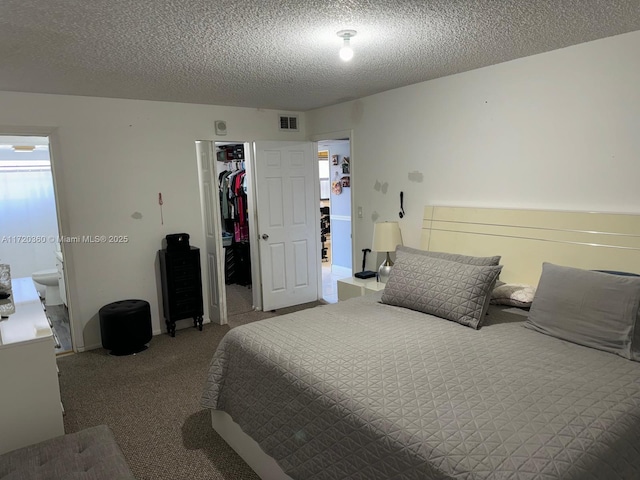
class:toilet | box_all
[32,269,63,306]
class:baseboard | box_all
[152,316,211,337]
[82,342,102,351]
[83,317,212,351]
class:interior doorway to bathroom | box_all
[0,135,72,354]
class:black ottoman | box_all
[99,299,152,355]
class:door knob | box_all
[262,234,269,240]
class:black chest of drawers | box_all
[159,246,204,337]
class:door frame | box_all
[0,125,80,351]
[309,130,354,295]
[195,141,227,325]
[245,142,262,310]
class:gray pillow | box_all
[396,245,501,267]
[526,263,640,360]
[381,253,503,329]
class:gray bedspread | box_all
[201,293,640,479]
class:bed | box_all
[201,206,640,479]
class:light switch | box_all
[357,206,363,218]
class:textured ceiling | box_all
[1,1,639,111]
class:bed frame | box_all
[421,205,640,285]
[211,410,293,480]
[212,205,640,479]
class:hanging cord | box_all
[158,192,164,225]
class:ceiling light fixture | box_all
[337,30,357,62]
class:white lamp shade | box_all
[372,222,403,252]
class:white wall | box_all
[2,30,638,348]
[0,92,305,350]
[307,30,640,270]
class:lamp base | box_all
[378,252,394,284]
[378,264,393,283]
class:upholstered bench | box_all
[0,425,135,480]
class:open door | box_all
[196,141,227,324]
[254,141,319,311]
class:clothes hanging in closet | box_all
[218,161,252,287]
[218,166,249,243]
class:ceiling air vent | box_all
[279,115,299,131]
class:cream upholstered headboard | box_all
[420,206,640,286]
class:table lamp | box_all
[372,221,403,283]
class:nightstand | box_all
[337,277,386,301]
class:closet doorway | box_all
[212,142,257,317]
[196,140,264,325]
[317,138,352,303]
[197,139,320,322]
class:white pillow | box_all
[491,283,536,308]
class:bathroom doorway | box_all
[0,135,72,354]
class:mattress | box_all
[201,293,640,479]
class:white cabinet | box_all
[337,277,386,301]
[0,278,64,454]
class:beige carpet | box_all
[57,300,323,480]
